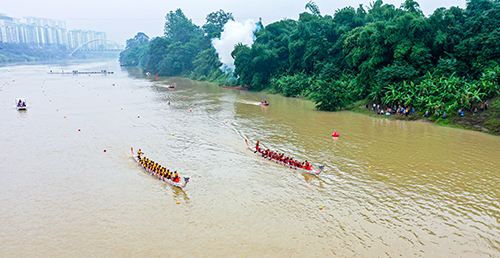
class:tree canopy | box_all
[120,1,500,113]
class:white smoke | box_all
[212,20,257,71]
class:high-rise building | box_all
[0,13,107,49]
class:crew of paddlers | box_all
[254,141,312,170]
[137,151,180,183]
[17,99,26,108]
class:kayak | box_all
[259,102,269,106]
[131,147,189,188]
[245,139,322,175]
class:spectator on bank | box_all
[443,112,447,119]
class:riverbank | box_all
[345,97,500,136]
[0,43,119,63]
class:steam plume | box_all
[212,20,257,71]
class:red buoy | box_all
[104,149,106,152]
[78,129,81,131]
[332,131,340,137]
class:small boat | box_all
[245,139,323,175]
[167,84,175,88]
[131,147,190,188]
[16,98,27,110]
[221,86,248,90]
[259,102,269,106]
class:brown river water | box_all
[1,60,499,257]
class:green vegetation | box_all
[237,0,500,113]
[120,0,500,134]
[0,43,70,62]
[0,42,118,62]
[119,9,235,84]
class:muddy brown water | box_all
[1,60,499,257]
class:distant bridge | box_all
[69,39,124,56]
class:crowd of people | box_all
[254,141,312,170]
[368,102,490,119]
[370,103,415,116]
[137,150,181,183]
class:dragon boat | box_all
[245,139,323,175]
[131,147,189,188]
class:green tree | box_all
[202,10,234,38]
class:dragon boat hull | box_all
[245,140,322,175]
[131,147,189,188]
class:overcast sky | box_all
[3,0,466,44]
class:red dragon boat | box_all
[245,140,323,175]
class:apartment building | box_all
[0,13,106,49]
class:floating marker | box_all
[332,131,340,137]
[190,110,192,112]
[319,206,323,210]
[57,109,59,111]
[78,129,81,131]
[64,116,66,118]
[108,100,110,102]
[176,201,180,204]
[369,166,372,169]
[104,149,106,152]
[138,116,140,118]
[172,134,174,136]
[121,108,123,110]
[280,138,282,141]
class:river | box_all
[1,60,499,257]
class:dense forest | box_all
[120,0,500,118]
[119,9,236,86]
